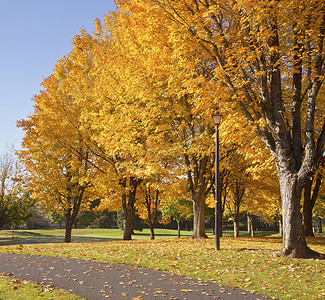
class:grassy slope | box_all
[0,229,325,299]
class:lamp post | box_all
[212,112,222,250]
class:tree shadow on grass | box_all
[222,231,280,238]
[0,230,122,246]
[132,232,192,238]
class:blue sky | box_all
[0,0,116,152]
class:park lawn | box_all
[0,227,277,245]
[0,228,193,245]
[0,276,82,300]
[0,230,325,300]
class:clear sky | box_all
[0,0,116,152]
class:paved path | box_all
[0,253,271,299]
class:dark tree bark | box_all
[303,174,322,236]
[122,193,133,241]
[64,184,87,243]
[176,219,181,238]
[65,213,73,243]
[149,223,155,240]
[121,177,142,241]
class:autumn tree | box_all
[18,108,94,243]
[161,197,192,238]
[82,12,184,239]
[18,34,98,242]
[114,0,292,243]
[0,149,34,230]
[98,5,222,239]
[18,0,325,257]
[159,176,192,237]
[132,0,325,258]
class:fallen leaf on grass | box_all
[12,279,22,284]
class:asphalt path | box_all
[0,253,272,300]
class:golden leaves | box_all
[21,0,318,230]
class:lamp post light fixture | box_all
[212,111,222,250]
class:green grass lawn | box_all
[0,276,83,300]
[0,227,282,245]
[0,228,325,299]
[0,228,194,245]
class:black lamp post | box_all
[212,112,222,250]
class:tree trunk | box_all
[122,198,133,240]
[63,187,85,243]
[247,213,255,237]
[303,175,321,236]
[65,223,72,243]
[192,198,208,238]
[149,223,155,240]
[318,217,323,233]
[177,219,181,238]
[229,178,244,238]
[232,195,241,238]
[65,212,73,243]
[185,154,212,239]
[279,173,315,257]
[247,214,251,234]
[279,216,283,238]
[303,178,314,237]
[121,177,142,240]
[250,218,255,238]
[185,220,190,231]
[233,213,240,238]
